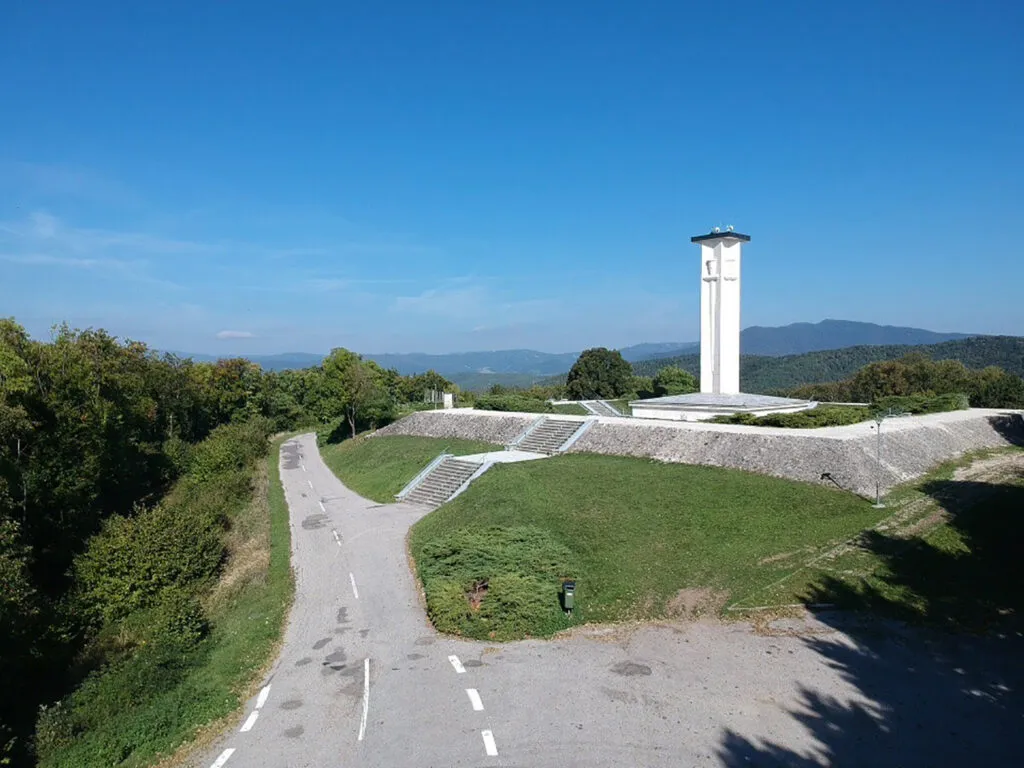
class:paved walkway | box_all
[193,433,1023,768]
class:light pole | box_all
[871,407,907,509]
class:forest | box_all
[0,319,452,766]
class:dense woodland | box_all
[0,319,455,765]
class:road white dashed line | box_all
[358,658,370,741]
[332,529,342,547]
[256,684,271,709]
[307,480,313,489]
[448,655,466,674]
[318,500,325,512]
[466,688,484,711]
[350,572,360,599]
[209,748,235,768]
[482,730,498,756]
[240,711,259,732]
[301,463,306,472]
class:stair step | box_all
[403,457,483,508]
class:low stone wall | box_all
[374,408,1024,498]
[374,410,536,446]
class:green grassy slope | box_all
[320,435,502,504]
[410,455,883,634]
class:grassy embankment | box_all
[765,448,1024,631]
[550,403,590,416]
[607,399,632,415]
[36,434,295,768]
[329,436,1023,638]
[319,434,502,504]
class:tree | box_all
[652,366,698,397]
[565,348,633,400]
[322,349,393,438]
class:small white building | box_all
[631,228,815,422]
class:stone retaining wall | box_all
[374,410,536,446]
[375,408,1024,498]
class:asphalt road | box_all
[194,433,1023,768]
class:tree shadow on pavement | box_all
[716,473,1024,767]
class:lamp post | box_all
[871,407,907,509]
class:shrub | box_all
[190,417,273,482]
[473,394,553,413]
[710,405,870,428]
[415,526,574,640]
[872,392,969,415]
[74,501,225,625]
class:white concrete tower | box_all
[691,228,750,395]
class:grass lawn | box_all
[551,403,590,416]
[608,399,632,415]
[410,454,886,637]
[320,434,502,504]
[779,449,1024,631]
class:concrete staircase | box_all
[518,418,588,454]
[587,400,625,417]
[403,457,482,508]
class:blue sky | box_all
[2,1,1021,355]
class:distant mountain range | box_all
[174,320,988,386]
[633,336,1024,393]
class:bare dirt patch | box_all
[666,588,729,619]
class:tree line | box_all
[632,335,1024,394]
[0,319,455,764]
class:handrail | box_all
[557,418,596,452]
[506,415,546,450]
[396,451,452,500]
[448,459,492,502]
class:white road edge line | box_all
[349,572,359,599]
[256,684,271,709]
[318,500,325,512]
[210,748,235,768]
[448,655,466,674]
[466,688,484,711]
[482,730,498,756]
[358,657,370,741]
[240,711,259,732]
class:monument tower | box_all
[628,226,816,421]
[692,228,749,395]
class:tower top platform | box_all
[691,230,751,243]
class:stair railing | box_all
[505,415,546,450]
[396,451,452,501]
[557,418,597,452]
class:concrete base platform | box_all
[630,391,816,422]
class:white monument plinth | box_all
[631,228,816,422]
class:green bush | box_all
[473,394,553,413]
[74,418,271,625]
[74,501,225,625]
[872,392,970,415]
[710,405,870,428]
[189,418,273,481]
[415,526,574,640]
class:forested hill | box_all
[633,336,1024,393]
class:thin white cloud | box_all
[2,252,116,268]
[216,330,256,340]
[0,210,218,256]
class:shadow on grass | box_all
[717,473,1024,767]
